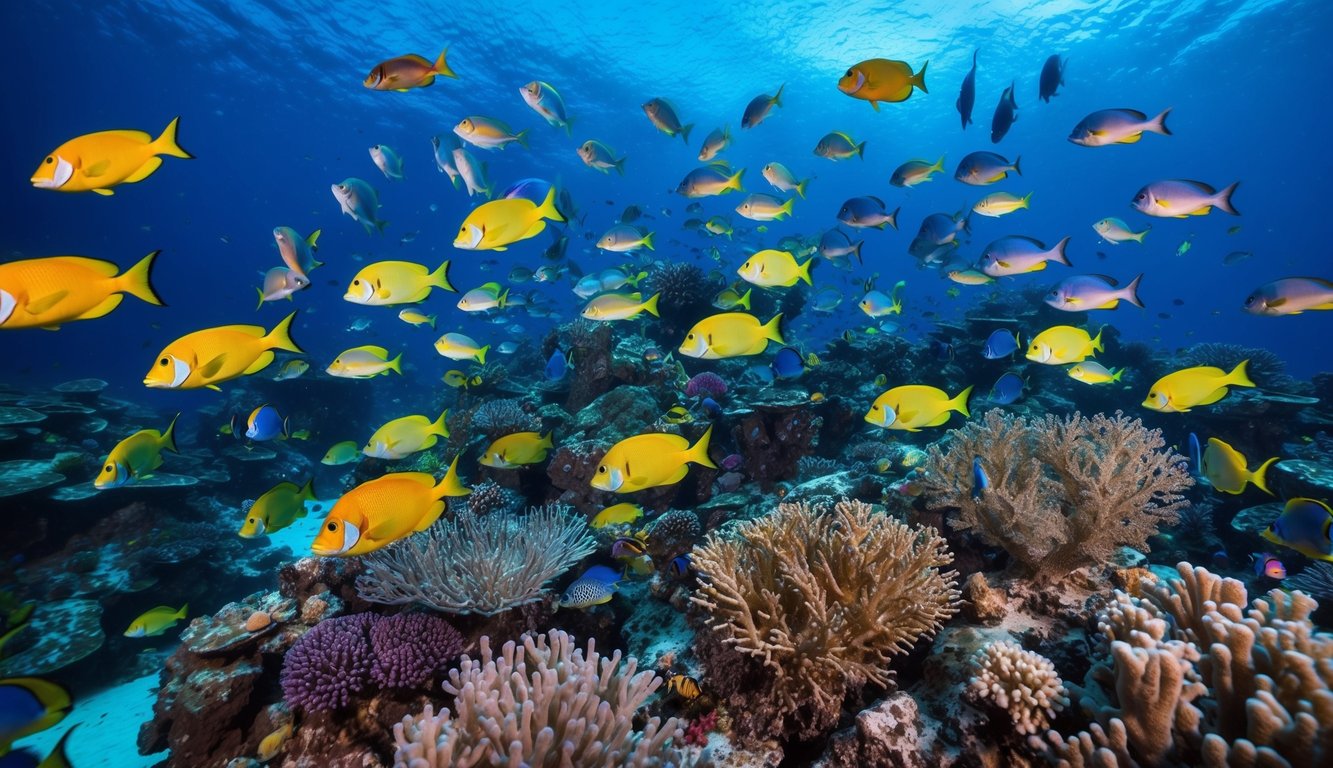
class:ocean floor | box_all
[14,671,162,767]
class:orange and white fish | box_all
[0,251,163,330]
[31,117,192,195]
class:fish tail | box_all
[161,413,180,454]
[1012,155,1022,176]
[536,187,565,223]
[781,197,796,219]
[255,286,265,310]
[306,229,321,250]
[738,288,752,311]
[852,239,864,265]
[642,231,655,251]
[679,124,693,144]
[428,260,454,293]
[514,129,530,149]
[798,258,814,286]
[1134,226,1150,243]
[795,178,808,199]
[726,168,745,192]
[433,48,456,79]
[1215,181,1240,216]
[431,409,450,438]
[376,218,390,234]
[175,603,189,620]
[498,288,509,308]
[773,83,785,107]
[265,311,303,353]
[387,351,403,375]
[628,271,648,287]
[762,313,785,345]
[686,424,718,469]
[1227,359,1255,388]
[855,141,866,159]
[1150,107,1172,135]
[475,345,489,365]
[913,61,929,93]
[434,454,470,499]
[1111,367,1124,382]
[952,385,974,417]
[118,250,166,307]
[540,431,554,450]
[1122,273,1145,308]
[1052,236,1072,266]
[1021,192,1032,209]
[1091,326,1105,354]
[153,116,194,159]
[299,477,316,503]
[932,155,945,173]
[642,292,661,318]
[886,206,900,230]
[1250,456,1280,495]
[614,156,626,176]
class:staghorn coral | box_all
[1033,562,1333,768]
[392,629,686,767]
[966,640,1069,735]
[355,505,596,615]
[690,498,959,741]
[921,409,1192,580]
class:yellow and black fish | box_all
[666,674,702,700]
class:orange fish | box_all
[364,49,456,91]
[311,457,470,556]
[0,251,163,330]
[143,311,301,391]
[30,117,192,195]
[837,59,928,110]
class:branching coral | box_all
[966,640,1069,735]
[921,409,1192,580]
[690,498,960,741]
[392,629,686,767]
[355,505,596,615]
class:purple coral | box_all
[685,372,727,399]
[280,613,377,712]
[369,613,465,689]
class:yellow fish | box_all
[662,406,693,424]
[589,503,645,529]
[837,59,928,110]
[0,251,163,330]
[274,359,310,381]
[1143,361,1254,413]
[712,285,752,310]
[442,370,482,389]
[1201,437,1278,495]
[326,345,403,378]
[1260,498,1333,562]
[1067,361,1123,385]
[321,440,361,466]
[457,281,509,312]
[453,187,565,251]
[973,191,1032,217]
[144,311,302,390]
[397,308,437,328]
[736,250,813,288]
[124,604,188,637]
[257,723,293,762]
[95,414,179,489]
[665,674,702,700]
[364,410,449,460]
[1025,325,1103,365]
[678,312,784,359]
[344,260,453,306]
[0,677,70,749]
[30,116,192,195]
[364,49,455,91]
[592,425,716,493]
[311,457,469,557]
[581,292,661,321]
[479,431,554,468]
[238,479,315,538]
[865,384,972,432]
[434,332,488,363]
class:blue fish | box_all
[701,397,722,419]
[982,329,1020,359]
[502,177,553,204]
[0,677,70,753]
[245,404,289,441]
[989,372,1024,404]
[669,554,691,578]
[545,348,569,381]
[557,564,621,610]
[971,456,990,500]
[771,347,805,379]
[1261,498,1333,562]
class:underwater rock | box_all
[52,377,109,404]
[730,405,823,485]
[568,385,665,441]
[0,598,104,676]
[783,469,884,507]
[545,439,610,513]
[0,406,47,426]
[1271,459,1333,501]
[0,458,65,497]
[961,572,1007,625]
[182,591,296,657]
[817,692,927,768]
[279,556,371,615]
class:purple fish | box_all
[1045,274,1144,311]
[1131,179,1239,218]
[1242,277,1333,316]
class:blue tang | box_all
[700,397,722,419]
[245,404,289,441]
[771,347,805,380]
[0,677,70,752]
[989,372,1025,404]
[669,554,691,577]
[982,329,1021,359]
[545,348,569,381]
[1261,498,1333,562]
[971,456,990,500]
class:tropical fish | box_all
[582,292,661,321]
[948,269,993,286]
[556,565,621,609]
[577,140,625,175]
[1025,325,1102,365]
[364,410,449,460]
[257,723,294,762]
[124,604,187,637]
[837,58,927,109]
[592,426,716,492]
[545,348,569,381]
[859,289,902,318]
[666,674,702,700]
[453,146,492,197]
[1067,361,1123,385]
[742,84,784,128]
[274,359,309,381]
[837,197,898,229]
[679,313,784,359]
[1223,250,1253,265]
[1260,498,1333,562]
[520,80,570,133]
[1243,278,1333,316]
[954,151,1020,186]
[256,266,309,307]
[642,98,693,142]
[697,127,731,161]
[704,216,734,238]
[364,49,455,91]
[957,50,977,129]
[813,131,865,160]
[95,414,179,489]
[770,347,806,379]
[0,251,163,330]
[144,311,301,390]
[1142,361,1254,413]
[973,191,1031,218]
[480,432,553,468]
[761,162,809,198]
[0,678,70,751]
[330,177,388,235]
[1069,108,1171,147]
[712,285,752,311]
[434,332,488,364]
[979,235,1071,276]
[1132,179,1240,218]
[1251,554,1286,579]
[30,117,192,195]
[454,116,528,151]
[321,441,360,466]
[981,329,1020,359]
[239,480,314,538]
[1045,274,1144,311]
[811,287,843,312]
[312,460,469,557]
[327,345,403,378]
[1038,54,1067,102]
[590,503,645,529]
[441,370,482,389]
[1093,218,1149,245]
[272,227,322,279]
[457,281,510,312]
[431,134,462,187]
[737,250,813,288]
[991,83,1018,143]
[662,406,693,425]
[574,268,646,298]
[344,260,453,305]
[989,371,1024,404]
[736,193,794,221]
[971,456,990,500]
[1201,437,1278,495]
[397,308,436,328]
[865,385,972,432]
[366,144,403,182]
[597,224,655,252]
[819,229,863,264]
[245,404,289,441]
[676,164,745,198]
[455,188,565,251]
[890,156,945,187]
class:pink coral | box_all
[685,372,727,399]
[683,710,718,747]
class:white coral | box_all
[967,640,1069,735]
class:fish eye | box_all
[326,522,338,531]
[44,156,53,164]
[352,279,360,285]
[1244,296,1255,306]
[845,69,853,77]
[1135,193,1145,200]
[597,466,607,473]
[158,357,169,366]
[104,465,113,472]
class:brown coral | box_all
[921,409,1192,580]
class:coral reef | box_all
[965,640,1069,735]
[690,498,960,742]
[369,613,465,689]
[1287,563,1333,601]
[461,479,519,516]
[645,509,702,566]
[471,398,541,438]
[922,409,1192,580]
[684,371,727,400]
[280,612,377,712]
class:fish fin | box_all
[1122,273,1145,308]
[1251,457,1280,496]
[762,313,785,346]
[123,156,163,184]
[738,288,752,310]
[82,159,111,178]
[798,258,814,286]
[265,310,303,353]
[856,141,867,158]
[913,60,928,93]
[24,290,70,316]
[476,345,489,365]
[91,188,115,196]
[433,47,456,78]
[685,424,718,469]
[514,129,530,149]
[353,345,390,358]
[199,353,228,379]
[535,186,565,223]
[1196,387,1230,407]
[1151,108,1172,135]
[153,116,194,159]
[388,352,403,375]
[614,157,626,176]
[952,385,974,417]
[869,100,880,112]
[74,294,124,321]
[642,293,661,317]
[430,409,450,438]
[175,603,189,619]
[161,413,180,453]
[1227,359,1255,388]
[434,454,470,498]
[1215,181,1240,216]
[243,350,275,375]
[1090,327,1105,354]
[1052,236,1072,266]
[206,384,222,391]
[679,124,694,144]
[1118,133,1143,144]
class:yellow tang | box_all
[865,384,972,432]
[1067,361,1123,385]
[442,370,482,389]
[364,410,449,460]
[326,345,402,378]
[344,260,453,306]
[592,425,716,493]
[124,604,188,637]
[0,251,163,330]
[679,312,784,359]
[321,440,361,466]
[590,503,645,529]
[1025,325,1103,365]
[454,187,566,251]
[1201,437,1278,496]
[479,431,553,468]
[239,479,315,538]
[30,116,192,195]
[1143,361,1254,413]
[311,457,470,557]
[144,311,302,391]
[398,308,437,328]
[837,59,928,110]
[95,414,179,489]
[737,250,813,288]
[581,292,661,321]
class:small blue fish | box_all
[982,329,1021,359]
[669,554,692,578]
[245,404,289,441]
[989,372,1024,404]
[557,565,621,610]
[700,397,722,419]
[1261,498,1333,562]
[545,348,569,381]
[1251,553,1287,579]
[971,456,990,500]
[771,347,805,380]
